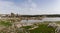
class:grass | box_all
[22,26,32,29]
[0,21,12,27]
[22,23,55,33]
[0,20,58,33]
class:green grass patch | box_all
[0,21,12,27]
[22,23,55,33]
[21,26,32,29]
[30,24,55,33]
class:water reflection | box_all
[21,17,60,23]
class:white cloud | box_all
[0,0,60,15]
[0,0,46,15]
[0,1,14,14]
[0,0,21,14]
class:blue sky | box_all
[0,0,60,15]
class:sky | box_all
[0,0,60,15]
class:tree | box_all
[11,13,15,17]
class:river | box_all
[21,17,60,23]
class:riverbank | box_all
[0,20,60,33]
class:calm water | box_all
[43,17,60,21]
[21,17,60,23]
